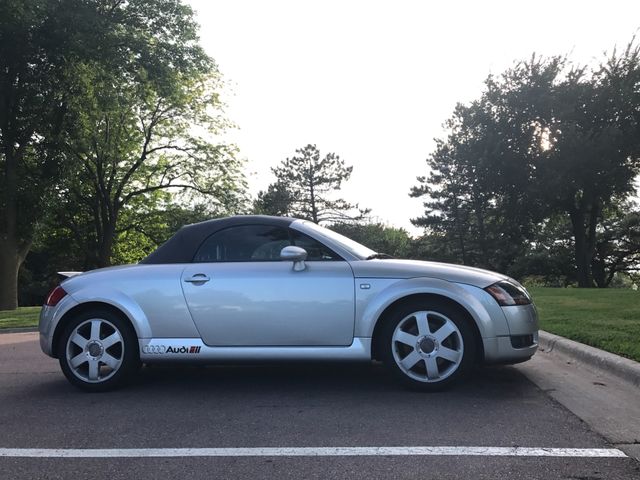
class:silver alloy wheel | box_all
[65,318,124,383]
[391,310,464,383]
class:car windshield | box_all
[298,221,376,260]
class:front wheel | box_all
[379,301,477,391]
[58,309,139,392]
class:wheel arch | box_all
[360,278,509,363]
[370,293,484,362]
[51,300,144,359]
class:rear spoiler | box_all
[57,271,84,281]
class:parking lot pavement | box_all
[1,333,639,480]
[518,343,640,461]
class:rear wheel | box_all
[58,309,139,392]
[379,301,476,391]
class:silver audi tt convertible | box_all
[39,215,538,391]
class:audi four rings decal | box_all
[142,345,202,354]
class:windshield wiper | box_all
[366,253,394,260]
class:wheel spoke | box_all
[400,350,422,370]
[414,312,431,335]
[88,359,99,380]
[393,330,418,347]
[90,320,101,341]
[438,346,462,364]
[101,353,120,369]
[433,321,457,343]
[425,357,440,380]
[70,333,88,349]
[70,352,87,369]
[101,332,122,350]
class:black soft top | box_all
[141,215,296,264]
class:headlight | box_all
[484,281,531,306]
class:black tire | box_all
[57,308,140,392]
[379,300,477,392]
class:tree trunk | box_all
[473,196,488,266]
[0,240,22,310]
[0,145,28,310]
[452,196,468,265]
[308,167,318,223]
[96,219,117,268]
[569,211,592,287]
[591,243,609,288]
[591,260,606,288]
[568,199,600,288]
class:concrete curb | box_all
[538,330,640,388]
[0,326,38,335]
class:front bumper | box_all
[483,303,539,364]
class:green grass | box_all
[0,306,41,330]
[529,287,640,362]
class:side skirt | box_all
[139,338,372,363]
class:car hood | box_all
[349,259,509,288]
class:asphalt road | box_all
[1,333,639,479]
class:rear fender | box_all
[59,288,152,339]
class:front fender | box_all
[355,277,509,339]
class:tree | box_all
[63,66,246,267]
[330,222,412,258]
[510,214,576,287]
[412,44,640,286]
[591,203,640,287]
[487,50,640,286]
[0,0,107,309]
[410,137,474,265]
[263,144,367,223]
[60,0,248,269]
[410,101,537,273]
[253,181,294,217]
[19,198,217,305]
[2,0,247,309]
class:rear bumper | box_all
[482,303,539,364]
[38,305,57,357]
[38,295,79,358]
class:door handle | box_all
[184,274,210,283]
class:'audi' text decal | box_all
[142,345,201,354]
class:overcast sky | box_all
[187,0,640,234]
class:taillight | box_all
[45,286,67,307]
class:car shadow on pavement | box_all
[14,361,534,400]
[128,361,531,397]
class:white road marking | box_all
[0,447,627,458]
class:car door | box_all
[180,224,355,346]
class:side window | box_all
[194,225,291,262]
[290,229,342,261]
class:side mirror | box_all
[280,246,308,271]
